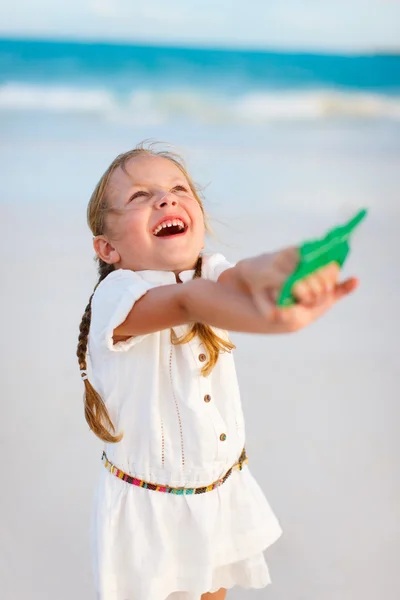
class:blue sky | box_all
[1,0,399,51]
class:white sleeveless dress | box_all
[88,254,283,600]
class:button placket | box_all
[198,378,229,461]
[187,339,230,461]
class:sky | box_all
[0,0,399,52]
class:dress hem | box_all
[95,533,282,600]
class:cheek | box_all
[113,209,149,242]
[196,221,206,242]
[191,202,206,233]
[196,214,206,243]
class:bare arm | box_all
[114,248,358,342]
[114,277,288,340]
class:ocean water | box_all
[1,37,399,219]
[0,38,400,124]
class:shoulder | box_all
[90,269,156,352]
[92,269,154,307]
[201,253,235,282]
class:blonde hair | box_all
[77,142,235,443]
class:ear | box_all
[93,235,121,265]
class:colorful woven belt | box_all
[102,448,248,495]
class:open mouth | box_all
[153,218,188,238]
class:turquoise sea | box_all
[0,38,399,124]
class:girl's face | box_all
[94,154,206,273]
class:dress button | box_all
[198,353,206,362]
[204,394,211,403]
[219,433,227,442]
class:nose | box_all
[155,190,178,209]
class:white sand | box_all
[1,119,399,600]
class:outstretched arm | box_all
[114,247,359,342]
[113,275,293,341]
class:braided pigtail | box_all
[173,255,236,377]
[77,260,123,443]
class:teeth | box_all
[153,218,186,236]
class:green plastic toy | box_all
[277,209,368,307]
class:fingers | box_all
[334,277,359,300]
[253,274,359,333]
[292,262,340,305]
[242,250,355,316]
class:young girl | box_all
[77,144,358,600]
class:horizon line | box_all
[0,32,399,58]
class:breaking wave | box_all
[1,82,399,124]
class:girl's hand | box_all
[234,248,300,310]
[271,265,359,331]
[233,249,359,332]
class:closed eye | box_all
[171,185,189,193]
[128,185,189,203]
[129,190,150,202]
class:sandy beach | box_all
[1,107,399,600]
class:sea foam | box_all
[1,82,399,125]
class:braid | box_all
[77,260,122,443]
[173,255,235,377]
